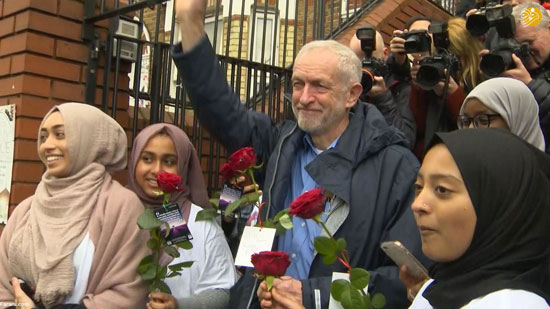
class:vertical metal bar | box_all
[115,0,120,9]
[330,0,334,36]
[249,0,257,62]
[312,0,317,40]
[102,18,115,112]
[225,0,234,57]
[302,0,308,47]
[272,0,279,67]
[237,0,246,59]
[100,0,106,13]
[212,0,222,52]
[112,36,123,117]
[259,0,268,65]
[160,46,170,123]
[318,0,325,38]
[131,9,145,141]
[293,0,298,60]
[282,0,289,68]
[149,5,163,123]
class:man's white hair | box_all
[296,40,362,86]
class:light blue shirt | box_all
[278,134,340,280]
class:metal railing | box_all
[81,0,419,193]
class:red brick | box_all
[0,0,3,17]
[10,182,38,204]
[56,40,88,63]
[0,75,22,96]
[12,161,43,182]
[51,80,85,102]
[0,74,50,97]
[10,54,81,81]
[3,0,57,16]
[13,95,57,118]
[0,57,10,76]
[0,32,55,57]
[0,16,14,38]
[15,11,82,42]
[15,117,41,139]
[58,0,83,21]
[13,139,39,160]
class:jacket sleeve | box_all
[527,78,550,126]
[370,85,416,148]
[171,35,279,158]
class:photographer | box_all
[350,28,416,148]
[394,17,484,158]
[499,2,550,151]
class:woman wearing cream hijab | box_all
[0,103,149,308]
[458,77,546,152]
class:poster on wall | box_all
[0,104,15,225]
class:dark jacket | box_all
[363,59,416,148]
[171,36,427,309]
[527,61,550,152]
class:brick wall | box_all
[0,0,132,226]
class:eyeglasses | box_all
[457,114,501,129]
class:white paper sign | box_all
[0,105,15,225]
[234,226,276,267]
[329,272,369,309]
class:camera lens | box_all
[361,69,374,93]
[417,63,444,90]
[404,35,419,54]
[480,52,511,77]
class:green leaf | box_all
[195,209,218,221]
[138,263,156,281]
[273,208,290,221]
[350,268,370,290]
[157,280,172,294]
[157,265,168,279]
[138,208,163,229]
[278,214,293,230]
[322,253,338,265]
[210,198,220,209]
[164,245,180,258]
[166,271,181,278]
[177,240,193,250]
[371,293,386,309]
[275,223,288,235]
[340,286,365,309]
[147,238,160,251]
[336,238,347,253]
[224,192,261,217]
[331,279,351,302]
[261,220,276,228]
[364,294,373,309]
[314,236,338,255]
[169,261,194,272]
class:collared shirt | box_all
[278,134,340,280]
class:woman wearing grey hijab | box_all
[458,77,546,152]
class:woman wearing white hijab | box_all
[458,77,546,152]
[0,103,149,308]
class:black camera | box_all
[356,25,388,93]
[475,4,530,76]
[397,29,432,54]
[466,1,514,36]
[416,22,459,90]
[481,39,530,77]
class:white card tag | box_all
[328,272,369,309]
[234,226,276,267]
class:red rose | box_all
[228,147,257,172]
[156,172,184,193]
[219,163,236,182]
[289,188,326,219]
[251,251,291,276]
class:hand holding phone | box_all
[380,241,429,280]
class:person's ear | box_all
[346,82,363,108]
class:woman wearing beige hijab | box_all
[0,103,149,308]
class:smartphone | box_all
[9,278,35,298]
[381,241,429,280]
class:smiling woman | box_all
[0,102,150,309]
[127,123,237,309]
[409,129,550,309]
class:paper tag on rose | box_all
[328,272,369,309]
[217,183,243,216]
[235,226,276,267]
[153,202,193,245]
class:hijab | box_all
[127,123,210,221]
[8,103,128,307]
[461,77,545,151]
[423,129,550,308]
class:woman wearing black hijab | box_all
[410,129,550,308]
